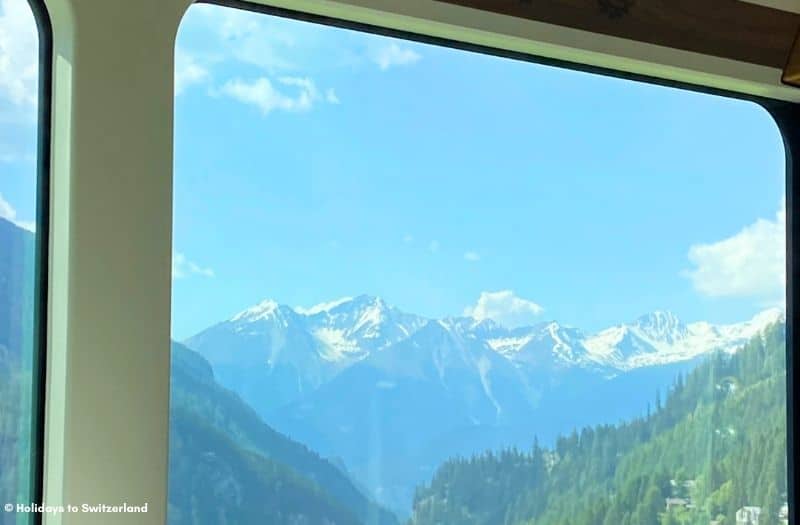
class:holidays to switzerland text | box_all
[5,503,149,514]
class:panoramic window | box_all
[170,4,788,525]
[0,0,43,524]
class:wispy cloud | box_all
[403,233,414,244]
[372,43,421,71]
[464,251,480,262]
[175,48,210,96]
[0,0,38,109]
[173,252,215,280]
[428,240,440,253]
[221,76,339,116]
[0,192,34,231]
[685,203,785,302]
[211,5,298,72]
[178,4,371,113]
[325,88,340,104]
[464,290,544,328]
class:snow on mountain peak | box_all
[293,295,429,358]
[636,309,680,324]
[749,306,785,326]
[633,310,687,342]
[583,307,783,371]
[231,299,282,322]
[294,297,354,316]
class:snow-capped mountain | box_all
[185,295,427,414]
[486,321,590,371]
[187,296,784,417]
[270,318,541,514]
[303,295,428,358]
[473,307,785,373]
[581,307,785,370]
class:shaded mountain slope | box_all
[170,341,398,525]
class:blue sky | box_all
[0,1,787,340]
[170,4,786,339]
[0,0,38,232]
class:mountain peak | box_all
[295,297,355,316]
[350,294,388,309]
[442,316,506,336]
[632,310,687,344]
[750,306,785,325]
[231,299,282,322]
[634,310,682,327]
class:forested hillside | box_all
[169,341,398,525]
[410,323,787,525]
[0,218,34,525]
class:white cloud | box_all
[464,251,480,262]
[212,5,297,72]
[372,43,421,70]
[0,192,34,231]
[428,240,440,253]
[221,77,313,114]
[175,49,210,96]
[0,0,37,108]
[220,76,339,116]
[685,204,785,300]
[0,192,15,219]
[173,252,215,280]
[464,290,544,328]
[325,88,340,104]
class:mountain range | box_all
[186,295,783,417]
[185,294,783,514]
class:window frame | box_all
[13,1,54,524]
[30,0,800,523]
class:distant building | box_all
[736,506,761,525]
[666,498,689,512]
[669,479,697,490]
[779,502,789,525]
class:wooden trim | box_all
[784,26,800,86]
[435,0,800,69]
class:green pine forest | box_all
[169,341,399,525]
[409,322,788,525]
[0,356,33,525]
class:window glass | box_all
[0,0,42,524]
[171,5,788,525]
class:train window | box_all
[170,3,788,524]
[0,0,47,524]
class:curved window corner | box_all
[169,3,790,525]
[0,0,50,524]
